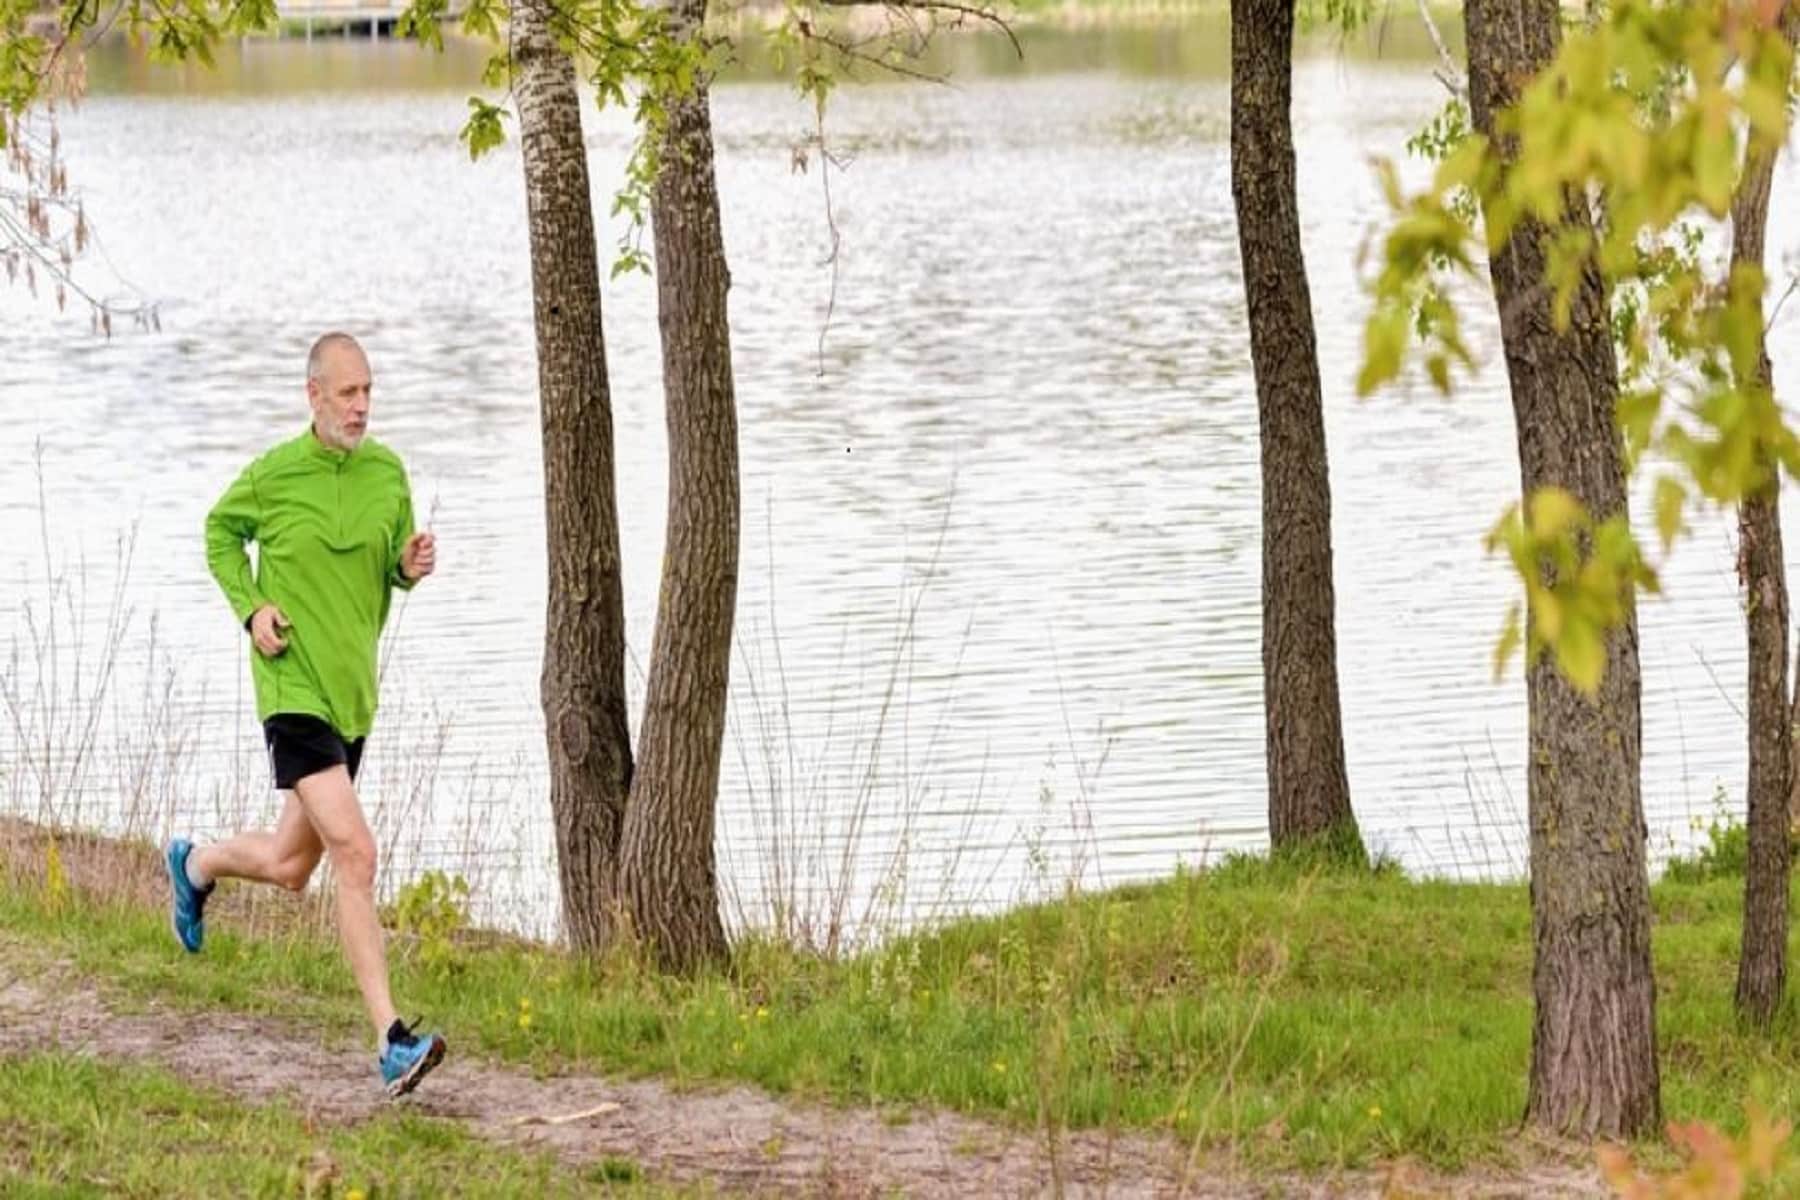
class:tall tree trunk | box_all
[515,0,635,956]
[1229,0,1364,860]
[1466,0,1659,1139]
[616,2,737,972]
[1731,6,1799,1029]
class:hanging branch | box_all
[2,99,160,333]
[1414,0,1466,98]
[818,0,1021,58]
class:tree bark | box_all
[1731,6,1799,1030]
[616,0,737,972]
[1229,0,1364,860]
[515,0,635,956]
[1465,0,1660,1139]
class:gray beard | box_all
[316,418,365,451]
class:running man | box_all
[167,331,446,1098]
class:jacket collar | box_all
[304,425,354,464]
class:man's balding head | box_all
[308,332,365,382]
[306,332,373,451]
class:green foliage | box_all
[459,96,510,162]
[1664,795,1752,884]
[1404,97,1480,229]
[1297,0,1375,34]
[392,0,707,274]
[1482,488,1659,691]
[1366,0,1800,693]
[387,869,472,977]
[395,0,450,50]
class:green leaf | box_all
[1372,157,1403,211]
[1493,602,1523,683]
[1357,307,1408,397]
[1432,134,1487,194]
[610,246,651,278]
[1615,388,1660,463]
[459,97,509,161]
[1553,617,1605,696]
[1527,487,1584,541]
[460,0,501,42]
[1535,585,1564,645]
[1484,502,1523,556]
[1426,353,1450,395]
[1653,475,1686,553]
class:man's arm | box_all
[205,462,271,627]
[388,478,419,591]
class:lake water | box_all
[3,23,1797,941]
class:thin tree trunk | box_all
[515,0,635,956]
[1229,0,1364,860]
[1731,5,1799,1029]
[616,0,736,972]
[1465,0,1659,1139]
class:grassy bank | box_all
[4,829,1799,1180]
[0,1052,672,1198]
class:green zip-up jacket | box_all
[205,427,416,740]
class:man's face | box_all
[308,343,373,451]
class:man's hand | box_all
[250,605,291,657]
[401,532,437,583]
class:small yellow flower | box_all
[732,1040,745,1056]
[991,1060,1007,1075]
[755,1006,769,1022]
[346,1191,367,1200]
[1367,1105,1383,1120]
[1176,1108,1189,1123]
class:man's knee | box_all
[330,836,378,892]
[271,854,318,893]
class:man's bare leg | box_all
[292,765,398,1042]
[189,794,324,893]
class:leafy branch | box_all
[1363,0,1799,692]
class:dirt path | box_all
[0,949,1607,1199]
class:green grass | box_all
[0,1052,677,1197]
[7,846,1800,1176]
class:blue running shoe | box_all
[379,1019,446,1098]
[165,838,213,954]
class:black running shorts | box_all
[264,713,366,790]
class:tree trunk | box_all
[1737,486,1789,1026]
[1465,0,1660,1139]
[1731,6,1799,1029]
[515,0,635,956]
[616,1,737,972]
[1229,0,1364,861]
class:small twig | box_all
[810,110,845,376]
[810,29,949,83]
[1766,272,1799,335]
[819,0,1021,58]
[506,1101,622,1127]
[1693,645,1746,722]
[1416,0,1467,99]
